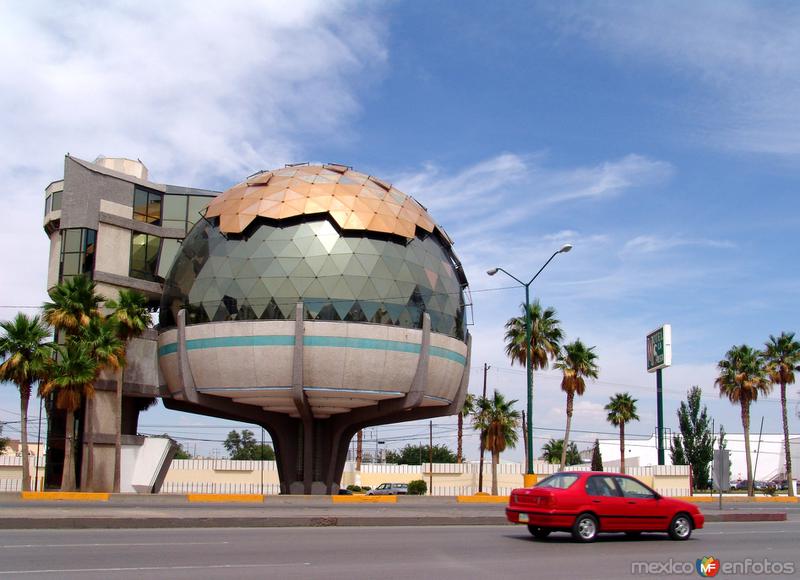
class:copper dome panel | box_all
[205,165,438,240]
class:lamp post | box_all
[487,243,572,485]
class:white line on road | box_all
[0,541,230,549]
[0,562,311,575]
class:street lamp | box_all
[487,243,572,484]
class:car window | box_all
[615,477,656,499]
[534,474,579,489]
[585,476,620,497]
[378,484,388,490]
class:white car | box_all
[366,483,408,495]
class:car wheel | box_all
[527,525,551,539]
[571,513,598,543]
[668,513,692,541]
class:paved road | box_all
[1,521,798,579]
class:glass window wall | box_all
[59,228,96,281]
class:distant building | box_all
[595,433,800,482]
[0,440,46,457]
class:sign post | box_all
[646,324,672,465]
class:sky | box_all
[1,1,798,462]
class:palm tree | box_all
[105,289,151,493]
[554,340,599,470]
[42,275,102,335]
[541,438,581,466]
[503,300,563,370]
[0,314,53,491]
[458,393,476,463]
[39,340,98,491]
[472,390,520,495]
[717,344,771,497]
[763,333,800,498]
[605,392,639,474]
[80,317,126,490]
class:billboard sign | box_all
[646,324,672,373]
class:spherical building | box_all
[157,164,471,493]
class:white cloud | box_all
[392,152,671,280]
[395,153,671,228]
[622,235,736,255]
[550,1,800,156]
[0,0,387,311]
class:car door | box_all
[584,475,628,531]
[614,476,666,531]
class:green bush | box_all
[346,485,362,493]
[407,480,427,495]
[361,486,371,492]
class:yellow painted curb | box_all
[754,496,799,503]
[332,495,397,503]
[187,494,264,503]
[675,497,714,503]
[457,495,509,503]
[21,491,110,502]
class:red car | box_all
[506,471,704,542]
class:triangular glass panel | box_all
[333,299,354,320]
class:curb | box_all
[457,495,509,503]
[0,516,510,530]
[332,495,397,504]
[187,494,264,503]
[20,492,110,502]
[705,512,787,522]
[0,512,786,530]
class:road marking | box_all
[0,562,311,575]
[0,541,230,549]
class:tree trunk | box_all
[491,450,499,496]
[478,437,486,493]
[619,423,626,475]
[356,430,363,471]
[61,409,76,491]
[113,367,123,493]
[457,412,463,463]
[741,401,754,497]
[84,397,94,491]
[780,382,794,497]
[559,391,574,471]
[19,385,31,492]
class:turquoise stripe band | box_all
[158,334,466,365]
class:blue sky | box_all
[1,1,798,460]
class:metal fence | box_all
[160,481,281,495]
[0,479,21,492]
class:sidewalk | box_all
[0,493,793,530]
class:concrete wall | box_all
[161,459,692,497]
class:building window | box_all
[161,194,210,232]
[133,187,162,225]
[130,233,162,281]
[44,191,62,215]
[59,228,96,281]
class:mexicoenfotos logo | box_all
[631,557,795,576]
[696,556,720,577]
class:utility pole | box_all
[521,410,528,475]
[260,427,265,495]
[478,363,489,493]
[429,421,433,496]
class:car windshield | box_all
[534,473,579,489]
